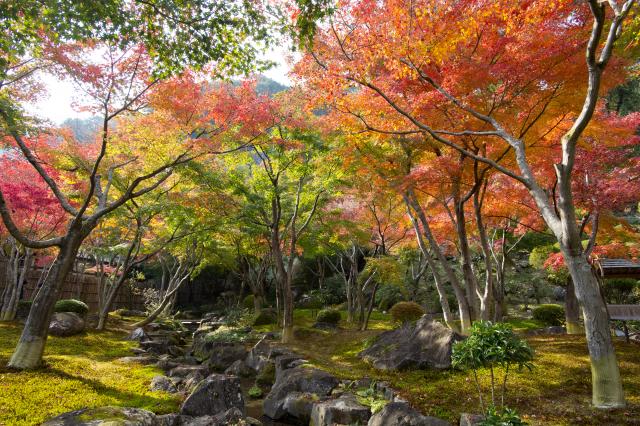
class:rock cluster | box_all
[45,313,454,426]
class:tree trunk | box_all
[454,200,480,321]
[565,276,582,335]
[281,274,294,343]
[0,246,32,321]
[564,252,624,408]
[405,192,472,332]
[8,237,81,369]
[473,190,494,321]
[361,281,380,331]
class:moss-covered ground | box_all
[277,310,640,425]
[0,321,180,426]
[1,309,639,425]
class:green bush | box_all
[243,295,255,310]
[54,299,89,315]
[316,308,341,324]
[481,406,528,426]
[253,308,277,326]
[248,385,263,398]
[452,321,534,416]
[532,304,565,326]
[389,301,424,323]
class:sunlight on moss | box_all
[0,322,180,426]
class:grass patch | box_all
[280,312,640,425]
[0,321,180,426]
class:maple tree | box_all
[296,0,638,407]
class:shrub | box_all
[316,308,341,324]
[253,309,277,326]
[54,299,89,315]
[452,321,534,417]
[481,406,527,426]
[243,295,255,310]
[532,304,565,326]
[389,301,424,323]
[248,385,263,399]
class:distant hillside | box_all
[61,117,101,143]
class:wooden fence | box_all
[0,258,146,312]
[0,258,232,314]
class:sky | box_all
[25,48,294,124]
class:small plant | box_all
[54,299,89,315]
[243,295,255,310]
[481,405,527,426]
[316,308,341,324]
[452,321,534,421]
[532,304,564,326]
[253,309,277,326]
[389,301,424,323]
[354,382,388,414]
[248,385,263,399]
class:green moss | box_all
[256,361,276,385]
[77,407,128,421]
[280,318,640,425]
[54,299,89,315]
[0,322,180,425]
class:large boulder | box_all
[192,340,247,371]
[359,316,463,370]
[225,359,254,377]
[42,406,157,425]
[310,394,371,426]
[263,367,339,420]
[367,402,449,426]
[180,374,245,417]
[48,312,85,337]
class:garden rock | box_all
[128,327,150,341]
[48,312,85,337]
[274,354,306,377]
[169,364,209,378]
[118,355,158,365]
[42,406,157,425]
[192,340,247,370]
[312,322,338,330]
[279,391,325,423]
[359,316,463,370]
[245,337,270,372]
[460,413,485,426]
[263,366,339,420]
[156,414,181,426]
[367,402,449,426]
[310,393,371,426]
[150,375,178,393]
[180,374,245,417]
[183,370,208,394]
[225,359,255,377]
